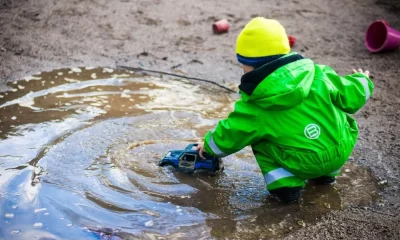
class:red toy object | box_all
[212,19,230,34]
[288,35,296,47]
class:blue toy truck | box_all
[159,144,224,175]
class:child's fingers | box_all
[352,69,357,74]
[199,149,205,159]
[358,68,363,73]
[197,144,206,159]
[365,70,370,77]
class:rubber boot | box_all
[269,187,302,203]
[312,176,336,185]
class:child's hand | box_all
[352,68,370,78]
[196,143,206,159]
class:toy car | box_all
[159,144,224,175]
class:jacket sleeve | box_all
[322,66,374,114]
[203,100,262,157]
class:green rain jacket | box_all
[204,53,374,188]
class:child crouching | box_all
[197,17,374,203]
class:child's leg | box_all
[257,158,306,203]
[311,168,340,185]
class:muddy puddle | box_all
[0,67,381,239]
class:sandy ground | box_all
[1,0,400,239]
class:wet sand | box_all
[1,0,400,239]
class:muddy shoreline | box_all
[1,0,400,239]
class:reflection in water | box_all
[0,68,380,239]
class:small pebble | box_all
[297,220,306,227]
[5,213,14,218]
[324,203,331,209]
[11,230,20,235]
[378,180,388,185]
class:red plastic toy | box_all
[288,35,296,47]
[212,19,229,34]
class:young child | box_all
[197,17,374,203]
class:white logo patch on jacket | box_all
[304,124,320,139]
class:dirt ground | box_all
[1,0,400,239]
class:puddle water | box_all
[0,67,381,239]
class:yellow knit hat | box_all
[236,17,290,63]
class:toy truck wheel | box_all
[215,159,224,171]
[209,163,224,176]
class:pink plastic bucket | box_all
[365,20,400,53]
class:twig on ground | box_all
[117,65,237,94]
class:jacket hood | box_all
[239,53,315,110]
